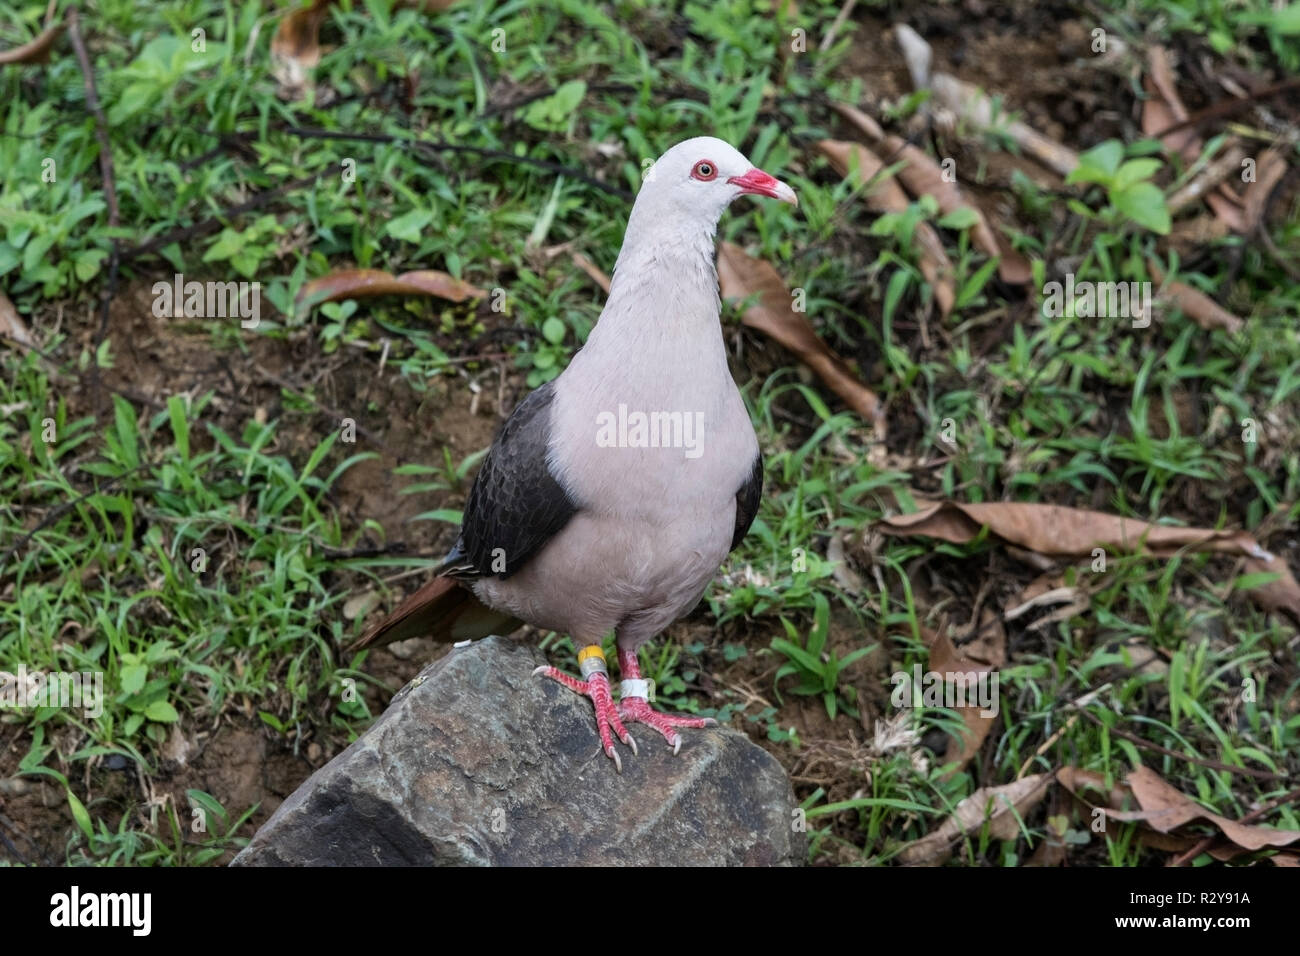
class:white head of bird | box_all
[636,136,797,224]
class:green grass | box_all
[1,0,1298,866]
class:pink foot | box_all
[617,696,717,755]
[614,646,715,755]
[532,665,638,772]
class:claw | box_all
[617,696,715,754]
[534,664,633,771]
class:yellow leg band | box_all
[577,644,607,678]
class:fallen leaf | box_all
[928,73,1079,177]
[1026,812,1069,867]
[817,139,956,316]
[1147,258,1244,334]
[1142,47,1199,160]
[162,724,193,767]
[1141,47,1244,231]
[1004,585,1083,622]
[0,20,64,65]
[1104,766,1300,851]
[876,499,1299,620]
[893,24,932,92]
[718,240,883,426]
[296,268,488,314]
[899,773,1051,865]
[826,531,864,592]
[343,590,380,621]
[831,102,1032,285]
[271,0,332,101]
[571,251,611,293]
[924,608,1006,775]
[1166,145,1246,217]
[0,291,35,350]
[1241,147,1289,234]
[1056,766,1130,812]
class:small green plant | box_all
[770,592,874,719]
[1066,140,1170,235]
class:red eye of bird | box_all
[691,160,717,181]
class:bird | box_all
[351,136,797,771]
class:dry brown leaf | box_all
[1056,766,1131,812]
[162,724,193,767]
[817,139,956,316]
[921,612,1005,775]
[1146,258,1244,334]
[0,20,63,65]
[296,268,488,314]
[1141,47,1246,231]
[1143,47,1199,160]
[899,773,1051,865]
[879,499,1251,556]
[717,240,883,426]
[0,291,35,351]
[877,499,1300,620]
[831,102,1032,285]
[1166,146,1246,216]
[1104,766,1300,851]
[342,590,380,621]
[826,531,864,592]
[1204,191,1247,233]
[1241,147,1289,234]
[1026,812,1069,867]
[570,251,611,293]
[271,0,332,100]
[928,73,1079,177]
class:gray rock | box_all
[232,636,804,866]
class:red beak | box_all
[726,168,798,206]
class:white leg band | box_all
[620,678,651,700]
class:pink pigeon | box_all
[352,137,798,770]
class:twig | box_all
[280,126,634,200]
[819,0,858,52]
[66,9,120,420]
[0,465,146,576]
[122,172,324,262]
[66,12,116,229]
[1076,706,1284,781]
[1152,78,1300,140]
[1166,145,1246,217]
[1168,785,1300,867]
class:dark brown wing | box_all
[730,453,763,551]
[446,378,578,579]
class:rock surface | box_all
[232,636,803,866]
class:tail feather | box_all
[348,575,523,652]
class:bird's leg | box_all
[616,646,717,755]
[533,643,637,772]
